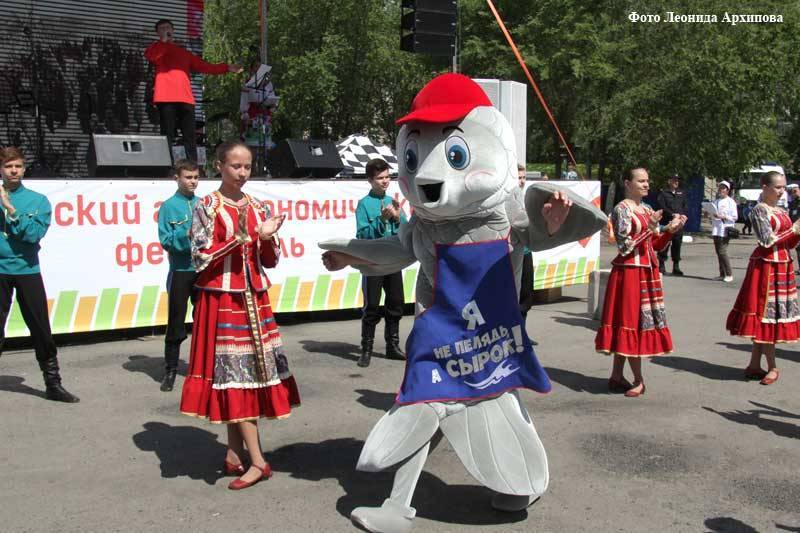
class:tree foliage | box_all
[203,0,443,147]
[204,0,800,179]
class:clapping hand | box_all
[381,202,400,222]
[665,214,687,233]
[541,190,573,235]
[0,184,13,214]
[257,214,286,240]
[647,209,663,232]
[229,64,244,74]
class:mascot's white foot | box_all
[351,499,416,533]
[491,493,540,512]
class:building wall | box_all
[0,0,205,176]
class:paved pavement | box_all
[1,235,798,533]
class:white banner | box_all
[8,179,600,337]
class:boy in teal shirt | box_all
[0,147,78,402]
[355,159,407,367]
[157,159,200,391]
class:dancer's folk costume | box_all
[157,188,198,391]
[356,185,407,366]
[180,192,300,423]
[321,74,606,533]
[596,201,675,357]
[727,203,800,343]
[0,182,78,402]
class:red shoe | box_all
[760,369,780,386]
[224,460,246,476]
[624,383,646,398]
[608,377,633,393]
[744,367,767,380]
[228,462,273,490]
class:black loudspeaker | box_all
[402,0,457,13]
[268,139,344,179]
[401,0,457,56]
[88,134,173,177]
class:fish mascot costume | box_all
[321,74,607,533]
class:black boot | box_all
[160,369,177,391]
[658,260,666,274]
[161,343,180,391]
[672,261,684,276]
[40,358,79,403]
[359,322,375,368]
[384,320,405,360]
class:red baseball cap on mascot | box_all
[396,73,493,125]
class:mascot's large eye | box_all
[404,139,419,173]
[445,136,470,170]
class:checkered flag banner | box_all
[336,134,399,177]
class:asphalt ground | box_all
[1,234,798,533]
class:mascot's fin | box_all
[319,230,417,277]
[439,391,549,496]
[356,403,440,472]
[524,182,607,252]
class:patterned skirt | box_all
[726,259,800,344]
[180,288,301,423]
[595,265,673,357]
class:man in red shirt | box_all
[145,19,242,162]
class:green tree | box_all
[203,0,443,149]
[203,0,800,181]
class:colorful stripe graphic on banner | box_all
[6,259,598,338]
[6,269,420,337]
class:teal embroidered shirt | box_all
[0,184,51,275]
[158,191,198,272]
[355,190,407,240]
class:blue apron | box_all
[397,239,551,404]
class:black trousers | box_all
[361,272,404,330]
[164,271,198,369]
[0,273,57,362]
[658,230,683,264]
[158,102,197,162]
[519,252,534,317]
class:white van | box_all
[736,163,786,205]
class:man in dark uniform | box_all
[657,175,687,275]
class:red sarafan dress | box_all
[180,191,300,423]
[595,201,674,357]
[726,203,800,344]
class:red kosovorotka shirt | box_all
[144,41,229,105]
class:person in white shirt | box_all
[712,180,738,282]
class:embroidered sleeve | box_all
[190,199,242,272]
[5,195,51,244]
[751,203,799,248]
[612,203,651,256]
[752,204,779,247]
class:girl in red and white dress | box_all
[726,171,800,385]
[180,140,300,490]
[595,167,686,397]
